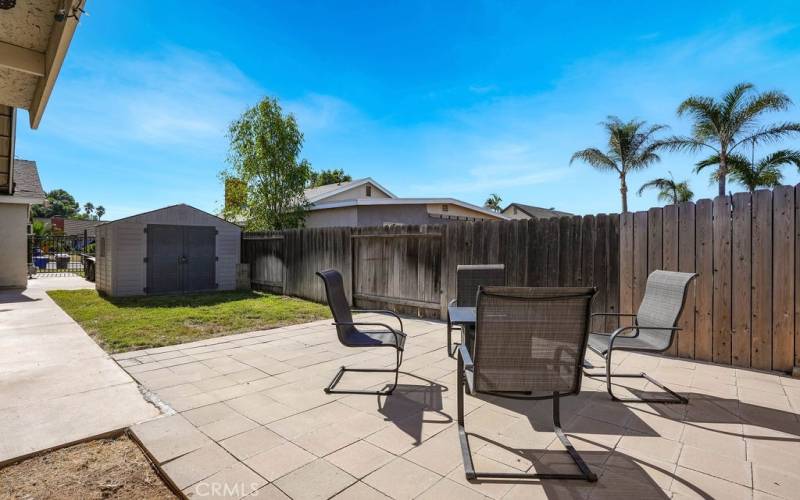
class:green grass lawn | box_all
[47,289,331,353]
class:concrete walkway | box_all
[0,276,159,465]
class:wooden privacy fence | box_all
[241,184,800,374]
[620,185,799,374]
[241,215,619,324]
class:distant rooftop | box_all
[12,159,45,201]
[503,202,572,219]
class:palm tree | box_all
[637,172,694,204]
[660,83,800,197]
[484,193,502,212]
[696,149,800,193]
[95,205,106,220]
[570,116,667,213]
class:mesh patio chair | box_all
[584,270,697,404]
[457,286,598,482]
[446,264,505,357]
[316,269,406,396]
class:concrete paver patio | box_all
[0,276,160,465]
[117,315,800,499]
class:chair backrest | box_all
[456,264,506,307]
[473,286,596,395]
[635,270,698,350]
[316,269,355,341]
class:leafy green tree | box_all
[696,149,800,193]
[220,97,312,230]
[31,189,80,218]
[571,116,667,213]
[484,193,502,212]
[637,172,694,204]
[660,83,800,196]
[309,169,352,187]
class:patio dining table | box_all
[447,305,476,355]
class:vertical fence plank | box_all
[633,211,649,314]
[606,214,621,331]
[752,190,773,370]
[772,186,794,372]
[662,204,679,356]
[677,202,696,358]
[581,215,596,293]
[619,212,635,328]
[592,215,608,317]
[695,199,714,362]
[546,219,560,286]
[796,184,800,373]
[713,195,732,365]
[731,192,752,367]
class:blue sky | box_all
[15,0,800,219]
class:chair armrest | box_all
[333,321,406,348]
[607,325,681,346]
[355,309,404,332]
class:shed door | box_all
[183,226,216,292]
[146,224,216,294]
[146,225,183,294]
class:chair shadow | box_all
[377,373,452,445]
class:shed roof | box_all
[99,204,241,229]
[502,203,572,219]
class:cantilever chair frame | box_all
[326,310,405,396]
[316,270,407,396]
[457,286,598,483]
[583,272,698,405]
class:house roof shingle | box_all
[12,159,45,201]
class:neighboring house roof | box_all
[304,177,396,203]
[60,218,108,237]
[0,158,45,204]
[503,203,572,219]
[311,197,510,220]
[0,0,86,128]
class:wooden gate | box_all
[351,225,444,316]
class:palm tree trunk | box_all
[718,150,728,197]
[620,174,628,213]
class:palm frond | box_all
[734,122,800,149]
[570,148,619,172]
[655,136,714,154]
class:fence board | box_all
[593,215,609,318]
[677,202,696,358]
[695,199,714,362]
[731,192,752,367]
[772,186,794,372]
[619,212,635,328]
[713,196,732,365]
[633,211,649,314]
[751,190,773,370]
[606,214,621,331]
[662,204,679,356]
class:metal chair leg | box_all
[324,348,403,396]
[457,363,597,482]
[583,349,688,404]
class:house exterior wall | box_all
[304,206,358,228]
[425,203,499,220]
[0,203,29,288]
[97,205,241,296]
[501,205,530,220]
[323,182,392,202]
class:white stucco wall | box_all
[324,182,392,202]
[0,203,29,288]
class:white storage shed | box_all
[95,204,241,296]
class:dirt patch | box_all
[0,435,175,500]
